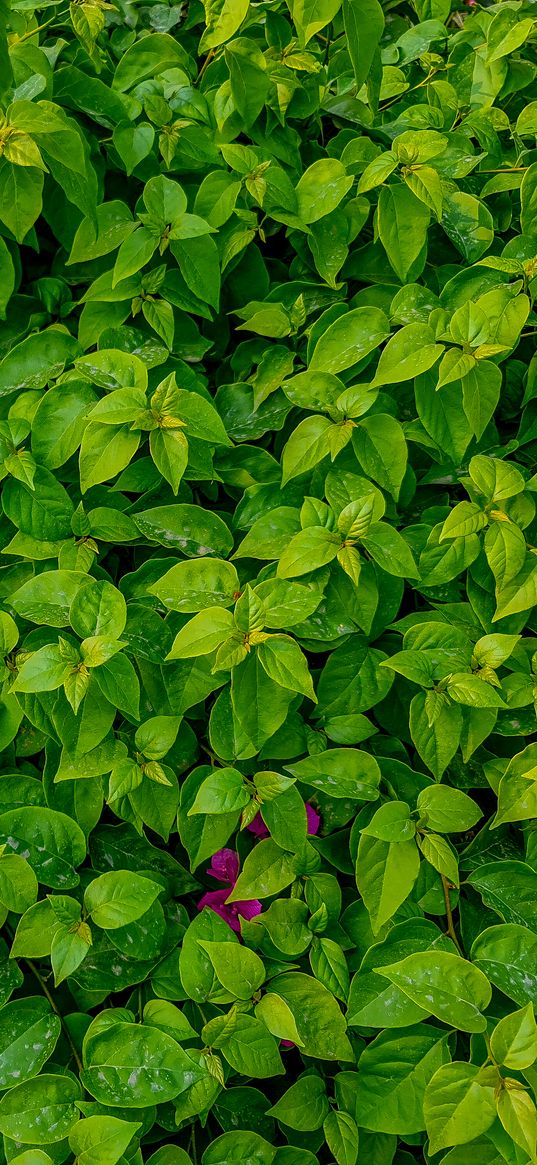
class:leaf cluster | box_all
[0,0,537,1163]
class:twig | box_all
[16,9,69,41]
[25,959,84,1074]
[197,49,215,84]
[379,69,437,113]
[441,875,463,955]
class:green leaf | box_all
[343,0,384,89]
[255,579,321,629]
[199,941,265,998]
[179,907,238,1002]
[255,993,305,1047]
[377,952,492,1033]
[416,785,482,833]
[442,190,494,262]
[352,415,407,501]
[424,1063,497,1155]
[12,570,86,628]
[113,227,158,285]
[418,832,459,887]
[134,505,233,557]
[231,650,296,752]
[4,466,74,541]
[257,635,317,701]
[218,1014,284,1078]
[296,160,352,223]
[0,236,15,320]
[199,0,249,50]
[356,830,419,934]
[79,422,140,493]
[268,1076,329,1131]
[261,786,307,853]
[150,558,239,613]
[346,919,445,1029]
[0,329,81,398]
[277,527,341,578]
[189,767,250,815]
[51,921,91,985]
[309,308,390,374]
[68,1115,141,1165]
[494,560,537,622]
[493,743,537,828]
[171,236,220,309]
[269,971,353,1060]
[0,162,44,243]
[281,415,333,484]
[310,936,349,1002]
[323,1109,359,1165]
[0,854,38,913]
[360,522,419,579]
[352,1025,450,1134]
[372,324,443,387]
[467,861,537,930]
[81,1022,205,1106]
[490,1004,537,1071]
[410,692,462,780]
[14,645,71,694]
[285,747,380,800]
[10,900,62,959]
[0,1074,81,1144]
[83,871,161,928]
[0,999,61,1089]
[226,38,269,129]
[496,1084,537,1160]
[0,807,86,889]
[471,924,537,1007]
[227,839,297,902]
[203,1132,275,1165]
[377,185,429,281]
[167,607,235,660]
[112,32,191,89]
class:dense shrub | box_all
[0,0,537,1162]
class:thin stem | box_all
[25,959,83,1074]
[16,9,69,41]
[197,49,215,84]
[441,875,463,955]
[379,69,437,113]
[323,24,331,67]
[202,744,218,767]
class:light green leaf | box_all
[424,1063,497,1155]
[84,871,161,928]
[377,952,492,1033]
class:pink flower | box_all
[197,847,262,933]
[246,814,270,838]
[247,802,321,839]
[206,847,240,884]
[198,887,263,932]
[305,803,321,835]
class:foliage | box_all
[0,0,537,1162]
